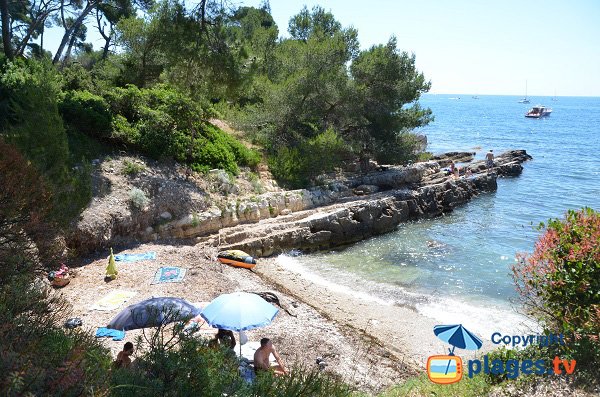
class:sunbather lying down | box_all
[254,338,287,376]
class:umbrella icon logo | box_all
[427,324,483,385]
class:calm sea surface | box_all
[281,94,600,335]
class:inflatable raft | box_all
[217,250,257,269]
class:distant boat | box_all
[472,95,479,99]
[552,90,558,101]
[518,81,530,103]
[525,105,552,118]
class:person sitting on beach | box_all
[453,166,460,179]
[449,161,456,176]
[114,342,134,368]
[485,150,495,172]
[254,338,288,376]
[209,328,236,350]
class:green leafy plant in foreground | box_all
[381,373,491,397]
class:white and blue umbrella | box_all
[201,292,279,356]
[434,324,483,353]
[433,324,483,375]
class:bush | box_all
[0,60,91,223]
[268,128,350,188]
[512,208,600,380]
[104,85,261,173]
[123,160,146,175]
[0,139,109,395]
[61,63,94,91]
[129,188,150,209]
[59,90,112,138]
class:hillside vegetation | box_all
[0,2,433,395]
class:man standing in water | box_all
[485,149,495,172]
[254,338,288,375]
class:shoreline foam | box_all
[256,254,538,367]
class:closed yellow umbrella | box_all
[106,248,118,280]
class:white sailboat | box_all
[518,81,530,103]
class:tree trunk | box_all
[1,0,12,60]
[63,28,79,64]
[101,33,111,59]
[52,1,96,64]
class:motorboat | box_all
[525,105,552,118]
[518,80,530,103]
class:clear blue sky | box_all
[42,0,600,96]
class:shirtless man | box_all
[485,150,494,172]
[114,342,134,368]
[253,338,288,375]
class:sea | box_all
[277,94,600,337]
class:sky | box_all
[41,0,600,96]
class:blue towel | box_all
[96,327,125,341]
[114,252,156,262]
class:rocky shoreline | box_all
[68,150,532,257]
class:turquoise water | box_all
[285,94,600,333]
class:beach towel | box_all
[151,266,186,284]
[114,252,156,262]
[95,327,125,341]
[91,290,137,311]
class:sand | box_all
[58,242,415,393]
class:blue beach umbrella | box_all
[434,324,483,352]
[107,297,201,331]
[201,292,279,356]
[434,324,483,375]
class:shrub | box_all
[109,323,351,397]
[122,160,145,175]
[59,90,112,138]
[512,208,600,379]
[0,138,109,395]
[136,106,176,159]
[61,63,94,91]
[0,60,90,223]
[268,128,349,188]
[129,188,150,209]
[104,85,260,173]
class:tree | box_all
[95,0,136,60]
[237,6,430,180]
[52,0,96,63]
[350,37,432,165]
[1,0,13,59]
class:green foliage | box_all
[234,7,431,184]
[61,62,94,91]
[60,90,112,138]
[513,208,600,379]
[59,84,260,173]
[122,159,145,175]
[268,128,349,188]
[251,366,352,397]
[0,140,110,395]
[382,373,491,397]
[0,60,92,223]
[0,60,69,182]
